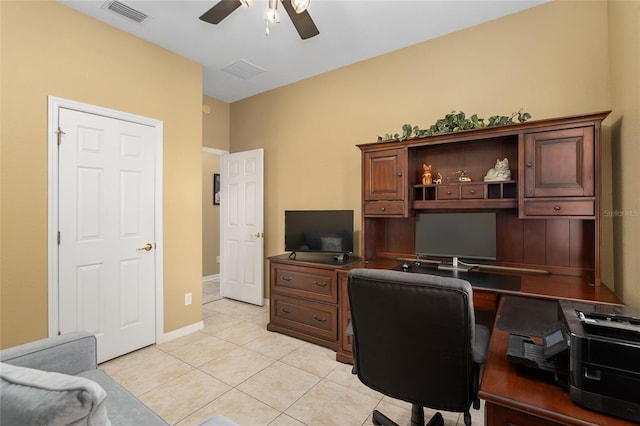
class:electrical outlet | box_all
[185,292,192,306]
[217,256,220,263]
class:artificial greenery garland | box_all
[377,109,532,142]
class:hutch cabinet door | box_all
[363,148,407,201]
[523,127,594,198]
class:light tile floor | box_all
[99,280,484,426]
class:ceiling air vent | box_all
[222,60,265,79]
[104,1,149,23]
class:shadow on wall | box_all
[609,117,623,300]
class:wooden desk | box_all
[479,297,635,426]
[334,259,623,363]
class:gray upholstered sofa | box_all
[0,332,238,426]
[0,331,168,425]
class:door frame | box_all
[47,96,164,342]
[202,147,229,284]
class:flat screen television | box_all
[415,212,496,271]
[285,210,354,258]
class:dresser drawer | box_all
[437,185,460,200]
[523,199,595,217]
[487,402,559,426]
[271,294,338,342]
[461,184,485,199]
[363,201,405,216]
[273,264,337,303]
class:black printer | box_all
[559,299,640,423]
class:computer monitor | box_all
[415,212,497,271]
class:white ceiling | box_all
[58,0,547,103]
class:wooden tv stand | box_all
[266,253,362,351]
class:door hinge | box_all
[57,231,61,245]
[57,127,65,145]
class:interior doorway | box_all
[202,147,227,304]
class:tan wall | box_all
[203,96,231,151]
[0,1,203,348]
[607,0,640,308]
[202,96,229,277]
[230,1,625,299]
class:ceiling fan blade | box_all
[280,0,319,40]
[199,0,243,24]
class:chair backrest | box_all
[348,268,477,413]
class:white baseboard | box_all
[158,321,204,343]
[202,274,220,282]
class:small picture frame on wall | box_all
[213,173,220,205]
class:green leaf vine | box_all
[377,109,532,142]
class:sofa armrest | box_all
[0,331,97,375]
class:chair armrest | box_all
[0,331,97,375]
[473,324,490,364]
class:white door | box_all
[220,149,264,305]
[58,107,156,363]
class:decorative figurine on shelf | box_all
[484,158,512,182]
[421,164,432,185]
[455,170,472,182]
[433,172,443,185]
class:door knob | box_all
[138,243,153,252]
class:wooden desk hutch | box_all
[359,111,609,283]
[269,110,615,358]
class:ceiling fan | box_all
[199,0,319,40]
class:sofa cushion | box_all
[0,362,110,426]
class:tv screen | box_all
[415,212,497,261]
[285,210,354,254]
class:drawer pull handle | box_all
[554,205,561,211]
[314,281,327,288]
[446,191,452,195]
[380,207,385,211]
[527,162,533,168]
[280,307,293,314]
[280,276,292,282]
[397,172,403,177]
[313,316,327,323]
[469,190,476,195]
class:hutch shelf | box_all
[412,180,518,210]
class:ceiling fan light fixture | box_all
[291,0,310,14]
[200,0,318,39]
[264,0,279,23]
[264,8,279,23]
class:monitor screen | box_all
[415,212,497,261]
[285,210,354,254]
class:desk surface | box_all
[270,253,623,305]
[343,258,622,305]
[479,297,636,426]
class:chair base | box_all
[371,406,444,426]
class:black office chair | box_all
[347,268,490,426]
